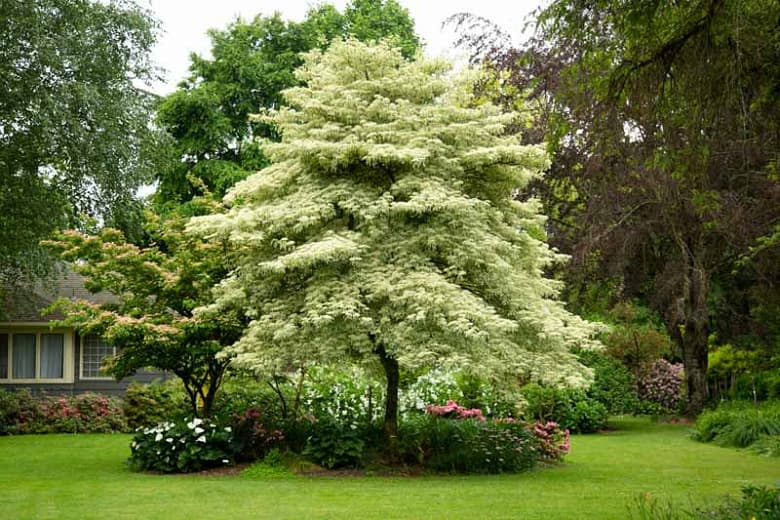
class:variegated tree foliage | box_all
[189,40,602,436]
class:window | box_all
[0,331,67,381]
[81,334,115,379]
[41,334,64,378]
[13,334,36,379]
[0,333,8,379]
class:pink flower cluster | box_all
[425,400,486,422]
[42,394,113,419]
[531,421,570,460]
[639,359,684,412]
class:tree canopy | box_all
[154,0,420,208]
[0,0,169,282]
[45,202,243,417]
[450,0,780,414]
[189,40,602,439]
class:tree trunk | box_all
[681,316,708,416]
[669,239,710,416]
[376,343,399,445]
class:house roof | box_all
[1,267,115,323]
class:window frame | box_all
[79,333,116,381]
[0,326,74,383]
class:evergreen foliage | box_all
[190,40,602,438]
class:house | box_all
[0,269,165,396]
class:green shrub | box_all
[732,371,780,402]
[214,375,288,421]
[240,449,293,479]
[303,416,365,469]
[577,349,640,415]
[751,435,780,457]
[520,383,608,433]
[398,414,538,473]
[123,380,188,429]
[128,417,235,473]
[693,401,780,448]
[0,389,42,434]
[279,415,317,453]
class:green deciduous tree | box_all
[155,0,421,208]
[0,0,170,283]
[343,0,420,59]
[45,202,244,417]
[450,2,780,414]
[189,40,602,441]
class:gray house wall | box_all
[1,331,169,397]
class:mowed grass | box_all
[1,417,778,519]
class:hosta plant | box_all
[128,417,235,473]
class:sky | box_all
[144,0,542,94]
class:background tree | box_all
[189,40,602,442]
[450,1,780,414]
[0,0,170,284]
[45,201,244,417]
[155,0,420,207]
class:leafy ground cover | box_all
[1,417,778,519]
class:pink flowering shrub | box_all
[40,393,127,433]
[531,421,570,461]
[0,389,126,434]
[638,359,684,414]
[425,400,486,422]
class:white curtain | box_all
[41,334,64,379]
[12,334,35,379]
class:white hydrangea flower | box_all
[196,435,207,443]
[154,433,163,442]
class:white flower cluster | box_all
[129,415,237,473]
[132,417,225,451]
[303,365,385,426]
[400,368,463,415]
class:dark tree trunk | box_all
[681,317,709,416]
[183,382,199,417]
[199,360,229,418]
[668,239,710,416]
[376,343,400,445]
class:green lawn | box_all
[1,417,778,519]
